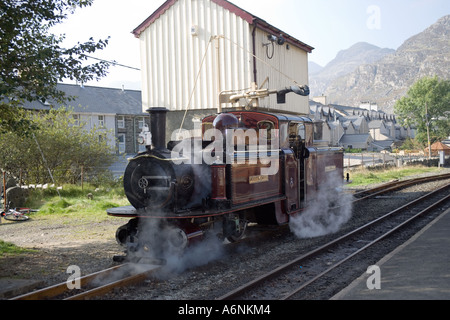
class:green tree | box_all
[394,76,450,147]
[0,0,110,134]
[0,108,115,185]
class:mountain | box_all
[309,42,395,97]
[323,15,450,113]
[308,61,323,75]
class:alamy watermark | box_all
[367,5,381,30]
[366,265,381,290]
[171,128,280,176]
[67,265,81,290]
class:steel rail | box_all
[10,264,129,300]
[66,264,160,300]
[217,181,450,300]
[10,263,161,300]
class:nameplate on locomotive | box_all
[249,175,269,184]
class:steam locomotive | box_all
[107,85,344,261]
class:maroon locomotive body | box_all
[108,103,344,261]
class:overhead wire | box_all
[84,55,141,71]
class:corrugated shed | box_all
[136,0,312,115]
[139,0,252,112]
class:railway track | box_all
[10,263,162,300]
[352,172,450,201]
[218,176,450,300]
[10,173,450,300]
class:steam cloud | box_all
[289,172,353,239]
[135,218,225,278]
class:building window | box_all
[117,116,125,129]
[73,114,80,126]
[98,115,105,127]
[118,134,126,154]
[138,117,145,129]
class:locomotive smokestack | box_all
[148,108,168,150]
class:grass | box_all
[347,165,443,187]
[23,183,129,222]
[0,240,36,257]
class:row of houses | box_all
[310,101,416,151]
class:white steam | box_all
[136,218,225,278]
[289,172,353,239]
[162,232,224,275]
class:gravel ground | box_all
[1,168,449,300]
[0,215,125,286]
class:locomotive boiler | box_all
[107,85,344,261]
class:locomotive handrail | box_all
[128,154,190,162]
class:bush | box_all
[0,108,116,186]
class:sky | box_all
[51,0,450,90]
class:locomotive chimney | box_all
[148,107,168,150]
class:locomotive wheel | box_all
[224,214,248,243]
[115,219,139,246]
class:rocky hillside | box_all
[310,42,395,96]
[309,42,395,98]
[322,15,450,113]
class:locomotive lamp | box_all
[138,124,153,147]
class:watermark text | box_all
[171,128,280,176]
[366,265,381,290]
[67,265,81,290]
[367,5,381,30]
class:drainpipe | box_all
[252,21,258,84]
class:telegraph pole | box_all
[425,103,432,159]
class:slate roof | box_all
[22,83,144,115]
[339,134,372,144]
[368,120,385,129]
[372,140,394,148]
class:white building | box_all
[133,0,314,126]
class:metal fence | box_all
[345,152,448,169]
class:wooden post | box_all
[81,166,84,190]
[2,171,6,222]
